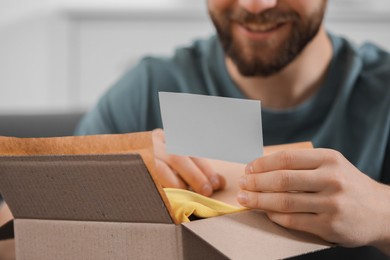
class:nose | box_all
[238,0,278,14]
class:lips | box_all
[240,22,286,33]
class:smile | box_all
[241,22,285,33]
[234,21,289,42]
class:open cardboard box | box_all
[0,132,330,259]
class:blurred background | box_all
[1,0,390,115]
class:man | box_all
[76,0,390,257]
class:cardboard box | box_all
[0,133,329,259]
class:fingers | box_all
[152,128,224,196]
[247,149,325,173]
[155,158,187,189]
[167,155,215,196]
[191,157,226,190]
[157,155,225,196]
[237,191,323,213]
[240,170,326,192]
[236,148,375,246]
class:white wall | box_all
[0,0,200,27]
[0,1,208,113]
[2,0,390,27]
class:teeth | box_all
[244,23,281,32]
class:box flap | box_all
[0,133,175,223]
[0,133,160,189]
[0,154,173,223]
[15,219,180,260]
[183,210,330,260]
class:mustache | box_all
[229,8,300,25]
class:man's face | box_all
[208,0,328,77]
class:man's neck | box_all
[226,26,333,110]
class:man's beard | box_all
[209,4,326,77]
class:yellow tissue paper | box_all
[164,188,246,223]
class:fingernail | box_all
[237,191,248,205]
[239,176,247,188]
[202,183,213,196]
[245,164,254,174]
[210,175,220,189]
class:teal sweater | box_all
[75,33,390,183]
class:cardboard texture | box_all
[183,211,327,260]
[0,134,329,259]
[14,219,181,260]
[0,154,172,223]
[0,132,175,223]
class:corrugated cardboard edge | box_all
[0,132,178,224]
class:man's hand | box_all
[0,202,13,227]
[152,129,225,196]
[237,148,390,254]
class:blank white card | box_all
[159,92,263,164]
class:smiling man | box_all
[211,0,327,77]
[75,0,390,257]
